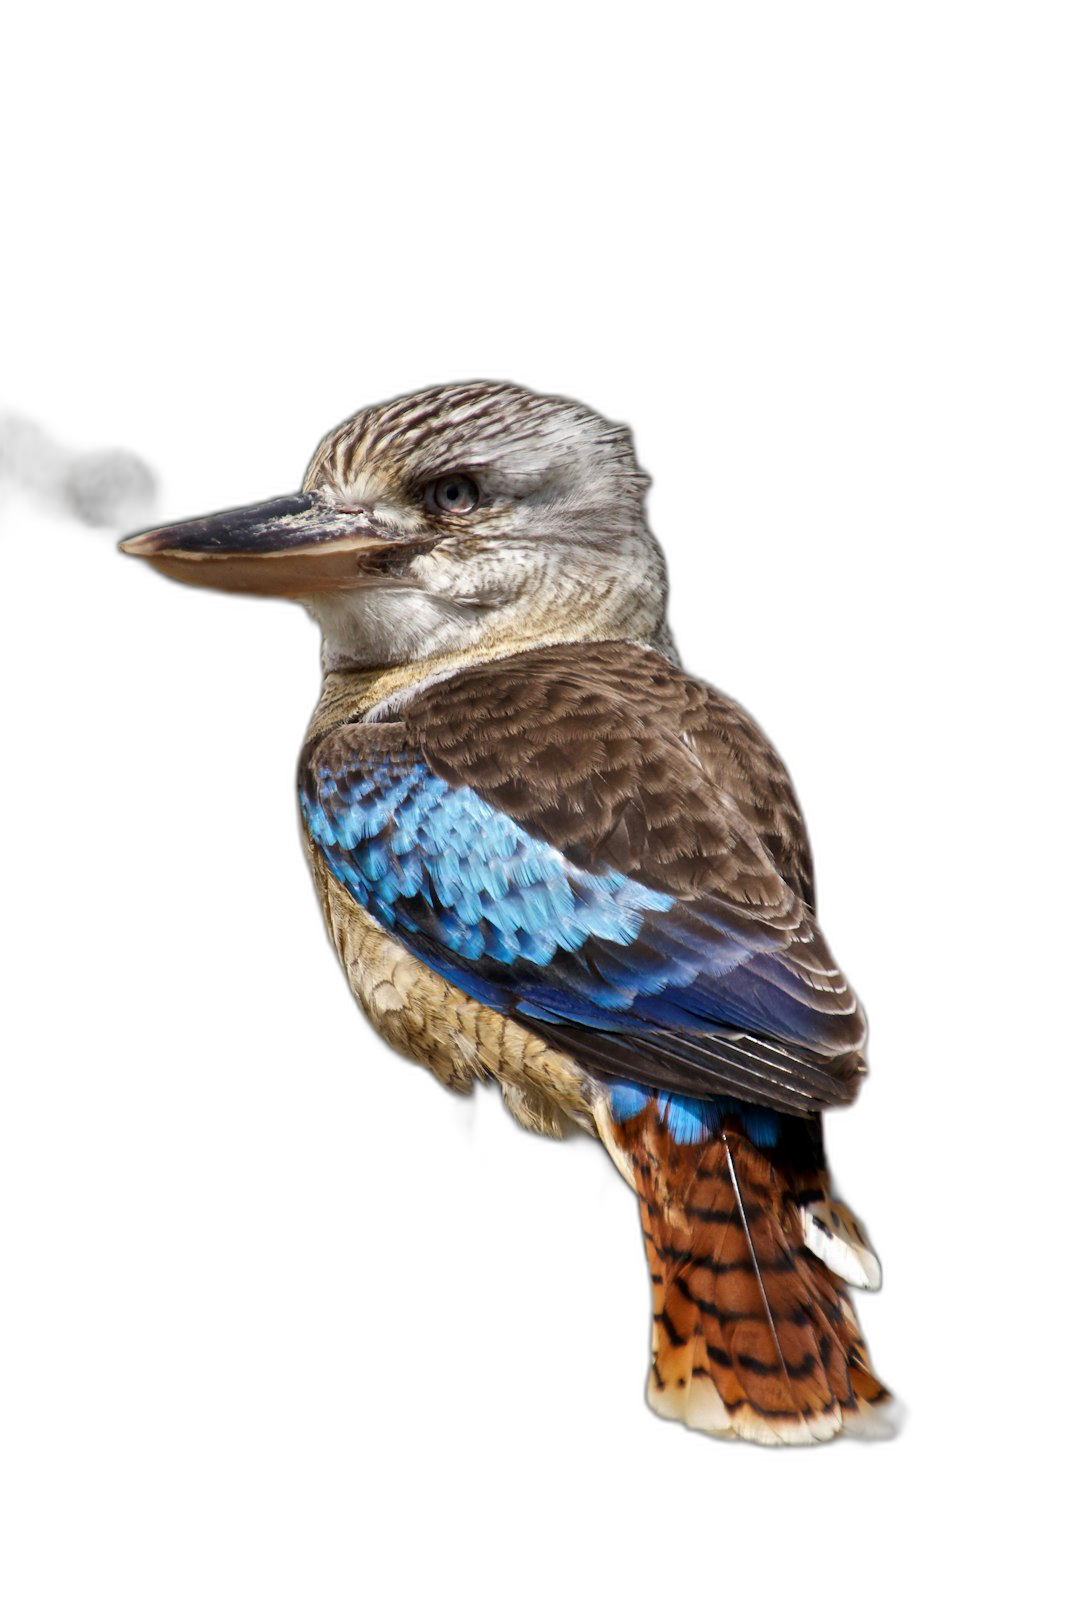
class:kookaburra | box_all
[122,381,889,1444]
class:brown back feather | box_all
[400,640,816,905]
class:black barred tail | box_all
[607,1100,890,1445]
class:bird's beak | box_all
[119,493,437,597]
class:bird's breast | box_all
[303,834,595,1139]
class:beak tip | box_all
[119,530,160,556]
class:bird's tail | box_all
[603,1096,891,1445]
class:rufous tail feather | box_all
[609,1100,890,1445]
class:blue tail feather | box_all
[606,1080,781,1149]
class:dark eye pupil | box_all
[430,474,478,514]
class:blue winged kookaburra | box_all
[122,382,889,1445]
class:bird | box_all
[121,381,890,1445]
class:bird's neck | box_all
[309,635,533,730]
[306,623,678,735]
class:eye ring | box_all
[425,473,480,516]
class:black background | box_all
[8,279,967,1532]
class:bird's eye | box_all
[426,474,480,515]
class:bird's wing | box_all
[300,642,865,1116]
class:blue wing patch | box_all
[302,753,678,972]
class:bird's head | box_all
[121,382,672,670]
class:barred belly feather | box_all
[306,837,595,1138]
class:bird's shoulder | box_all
[382,639,816,908]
